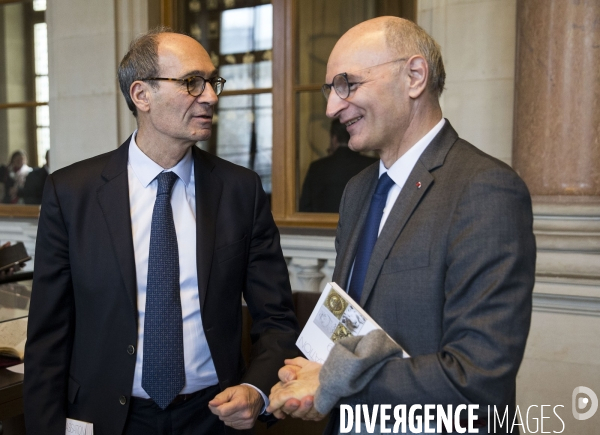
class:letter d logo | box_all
[572,386,598,421]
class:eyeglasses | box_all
[322,58,408,101]
[139,76,227,97]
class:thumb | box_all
[279,365,299,382]
[284,357,310,368]
[208,387,233,407]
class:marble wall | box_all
[418,0,516,166]
[47,0,152,172]
[46,0,120,171]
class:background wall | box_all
[47,0,157,171]
[419,0,516,166]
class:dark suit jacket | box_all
[23,139,299,435]
[326,121,535,434]
[299,147,377,213]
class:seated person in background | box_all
[20,150,49,204]
[3,150,32,204]
[299,119,377,213]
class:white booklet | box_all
[296,282,409,363]
[66,418,93,435]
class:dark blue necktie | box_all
[348,173,395,302]
[142,171,185,410]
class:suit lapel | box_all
[333,165,378,289]
[96,138,138,312]
[192,147,222,314]
[344,121,460,306]
[359,162,434,305]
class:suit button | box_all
[119,395,127,405]
[127,345,135,355]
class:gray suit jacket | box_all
[324,121,535,432]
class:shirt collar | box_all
[379,118,446,184]
[128,130,193,188]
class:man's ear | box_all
[406,55,429,99]
[130,81,151,114]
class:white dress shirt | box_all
[128,134,219,397]
[378,118,446,234]
[127,134,268,409]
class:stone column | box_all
[513,0,600,198]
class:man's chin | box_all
[348,137,368,153]
[191,129,212,143]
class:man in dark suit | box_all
[268,17,535,434]
[20,150,49,204]
[24,29,298,435]
[299,120,377,213]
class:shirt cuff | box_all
[242,383,270,415]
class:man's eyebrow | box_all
[345,72,363,82]
[182,69,217,79]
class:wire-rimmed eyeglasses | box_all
[322,58,408,101]
[139,76,226,97]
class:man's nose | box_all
[325,90,348,119]
[197,84,218,105]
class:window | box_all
[0,0,48,208]
[165,0,415,227]
[174,0,274,196]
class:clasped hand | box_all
[267,357,326,421]
[208,384,264,430]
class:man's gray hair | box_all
[118,26,173,117]
[383,19,446,98]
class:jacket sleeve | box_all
[240,172,300,396]
[23,174,74,434]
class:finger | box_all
[280,397,300,415]
[288,396,313,418]
[211,396,242,417]
[272,409,287,420]
[218,405,257,429]
[208,388,234,409]
[270,381,284,396]
[224,418,254,431]
[278,364,299,382]
[267,390,292,413]
[305,407,326,421]
[283,357,310,367]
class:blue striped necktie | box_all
[141,171,185,409]
[348,172,395,303]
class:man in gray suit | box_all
[268,16,536,435]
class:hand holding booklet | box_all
[296,282,409,363]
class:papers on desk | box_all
[296,282,409,363]
[66,418,93,435]
[0,317,27,360]
[6,362,23,374]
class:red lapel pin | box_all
[416,182,422,189]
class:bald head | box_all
[325,17,444,166]
[118,28,212,117]
[332,17,445,98]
